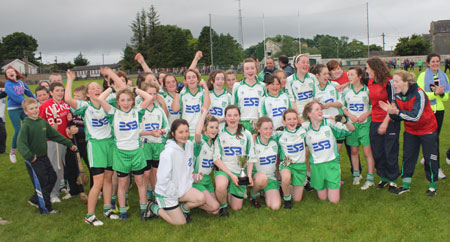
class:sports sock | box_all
[367,174,374,182]
[220,202,228,208]
[180,203,190,213]
[353,170,360,178]
[429,182,437,189]
[140,203,146,213]
[151,204,160,216]
[119,207,127,215]
[402,177,411,189]
[103,204,112,213]
[250,190,258,199]
[86,213,94,219]
[112,195,117,204]
[283,194,292,201]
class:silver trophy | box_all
[237,154,250,185]
[283,156,293,167]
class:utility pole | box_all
[382,32,386,51]
[209,13,214,71]
[366,2,370,58]
[237,0,244,48]
[102,53,105,65]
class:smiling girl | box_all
[208,70,231,130]
[259,74,292,130]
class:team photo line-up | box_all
[2,51,449,226]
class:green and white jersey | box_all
[140,104,169,144]
[341,84,371,123]
[259,92,292,130]
[193,134,215,175]
[135,96,162,108]
[313,81,342,117]
[274,126,307,163]
[106,92,116,103]
[303,119,351,164]
[232,79,266,121]
[160,92,180,125]
[257,70,265,82]
[286,73,317,115]
[73,100,112,140]
[179,87,205,135]
[107,106,145,151]
[209,89,232,130]
[254,136,278,180]
[213,128,257,174]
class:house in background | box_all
[1,59,39,75]
[72,64,121,79]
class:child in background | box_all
[208,70,231,130]
[225,70,238,94]
[39,80,50,90]
[273,70,288,94]
[160,74,181,125]
[302,101,354,203]
[259,74,292,130]
[35,86,50,106]
[18,98,77,214]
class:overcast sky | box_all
[1,0,449,65]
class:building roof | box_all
[72,64,121,71]
[1,59,38,70]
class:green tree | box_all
[120,44,139,72]
[197,26,219,66]
[0,32,38,64]
[147,5,160,31]
[130,9,148,53]
[214,34,242,67]
[394,34,431,56]
[74,52,89,66]
[243,41,264,60]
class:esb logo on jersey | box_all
[210,107,223,116]
[272,107,287,117]
[243,97,259,106]
[287,143,304,153]
[119,121,138,131]
[224,147,242,156]
[144,123,160,131]
[260,155,276,165]
[349,103,364,111]
[186,104,201,113]
[201,158,213,168]
[312,140,331,152]
[92,117,108,127]
[297,91,313,101]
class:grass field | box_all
[1,68,450,241]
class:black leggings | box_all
[434,111,444,168]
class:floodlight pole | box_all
[209,13,214,71]
[298,10,301,54]
[238,0,244,48]
[366,2,370,58]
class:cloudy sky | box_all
[1,0,449,65]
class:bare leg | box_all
[179,187,206,210]
[363,145,375,175]
[199,191,220,214]
[280,169,292,197]
[103,170,113,205]
[351,146,360,172]
[157,207,186,225]
[328,189,340,203]
[214,175,229,205]
[317,189,328,201]
[291,185,304,202]
[229,195,243,210]
[264,189,281,210]
[133,174,147,205]
[117,176,128,208]
[87,173,104,214]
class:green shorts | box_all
[280,162,307,186]
[143,142,165,161]
[87,138,114,168]
[112,147,146,174]
[214,170,246,198]
[193,174,214,193]
[346,121,370,147]
[240,120,255,133]
[262,178,279,192]
[310,160,341,190]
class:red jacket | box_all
[368,77,395,122]
[39,98,71,138]
[389,83,437,135]
[330,72,349,85]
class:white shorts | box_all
[155,193,178,209]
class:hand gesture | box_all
[31,155,37,163]
[336,84,345,92]
[69,145,78,151]
[100,66,112,76]
[201,106,208,114]
[348,114,358,123]
[230,173,240,186]
[194,51,203,61]
[135,53,145,64]
[248,175,254,187]
[69,125,79,135]
[199,80,208,89]
[66,70,75,82]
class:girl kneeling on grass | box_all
[302,101,354,203]
[379,70,439,196]
[192,107,220,214]
[341,67,375,189]
[213,105,257,216]
[94,84,153,220]
[276,109,307,209]
[247,116,281,210]
[145,119,206,225]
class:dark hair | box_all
[207,70,225,90]
[39,80,50,88]
[157,71,167,80]
[348,67,364,85]
[250,56,259,62]
[265,74,281,86]
[426,53,441,64]
[256,116,273,135]
[169,119,189,140]
[366,57,390,84]
[302,100,321,121]
[74,85,87,94]
[136,72,153,89]
[184,69,201,82]
[278,55,289,65]
[49,82,64,92]
[326,60,341,71]
[309,64,327,75]
[224,105,245,138]
[35,85,49,94]
[282,108,299,121]
[162,73,177,92]
[203,115,219,134]
[115,89,135,109]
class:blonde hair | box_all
[22,97,38,110]
[393,70,416,85]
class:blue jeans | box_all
[8,108,27,149]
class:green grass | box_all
[1,68,450,241]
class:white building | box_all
[72,64,121,79]
[1,59,39,75]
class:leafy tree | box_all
[74,52,89,66]
[197,26,219,66]
[130,9,148,53]
[147,5,160,31]
[243,41,264,60]
[394,34,431,56]
[0,32,38,64]
[121,44,139,72]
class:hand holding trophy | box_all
[283,156,293,167]
[237,154,250,185]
